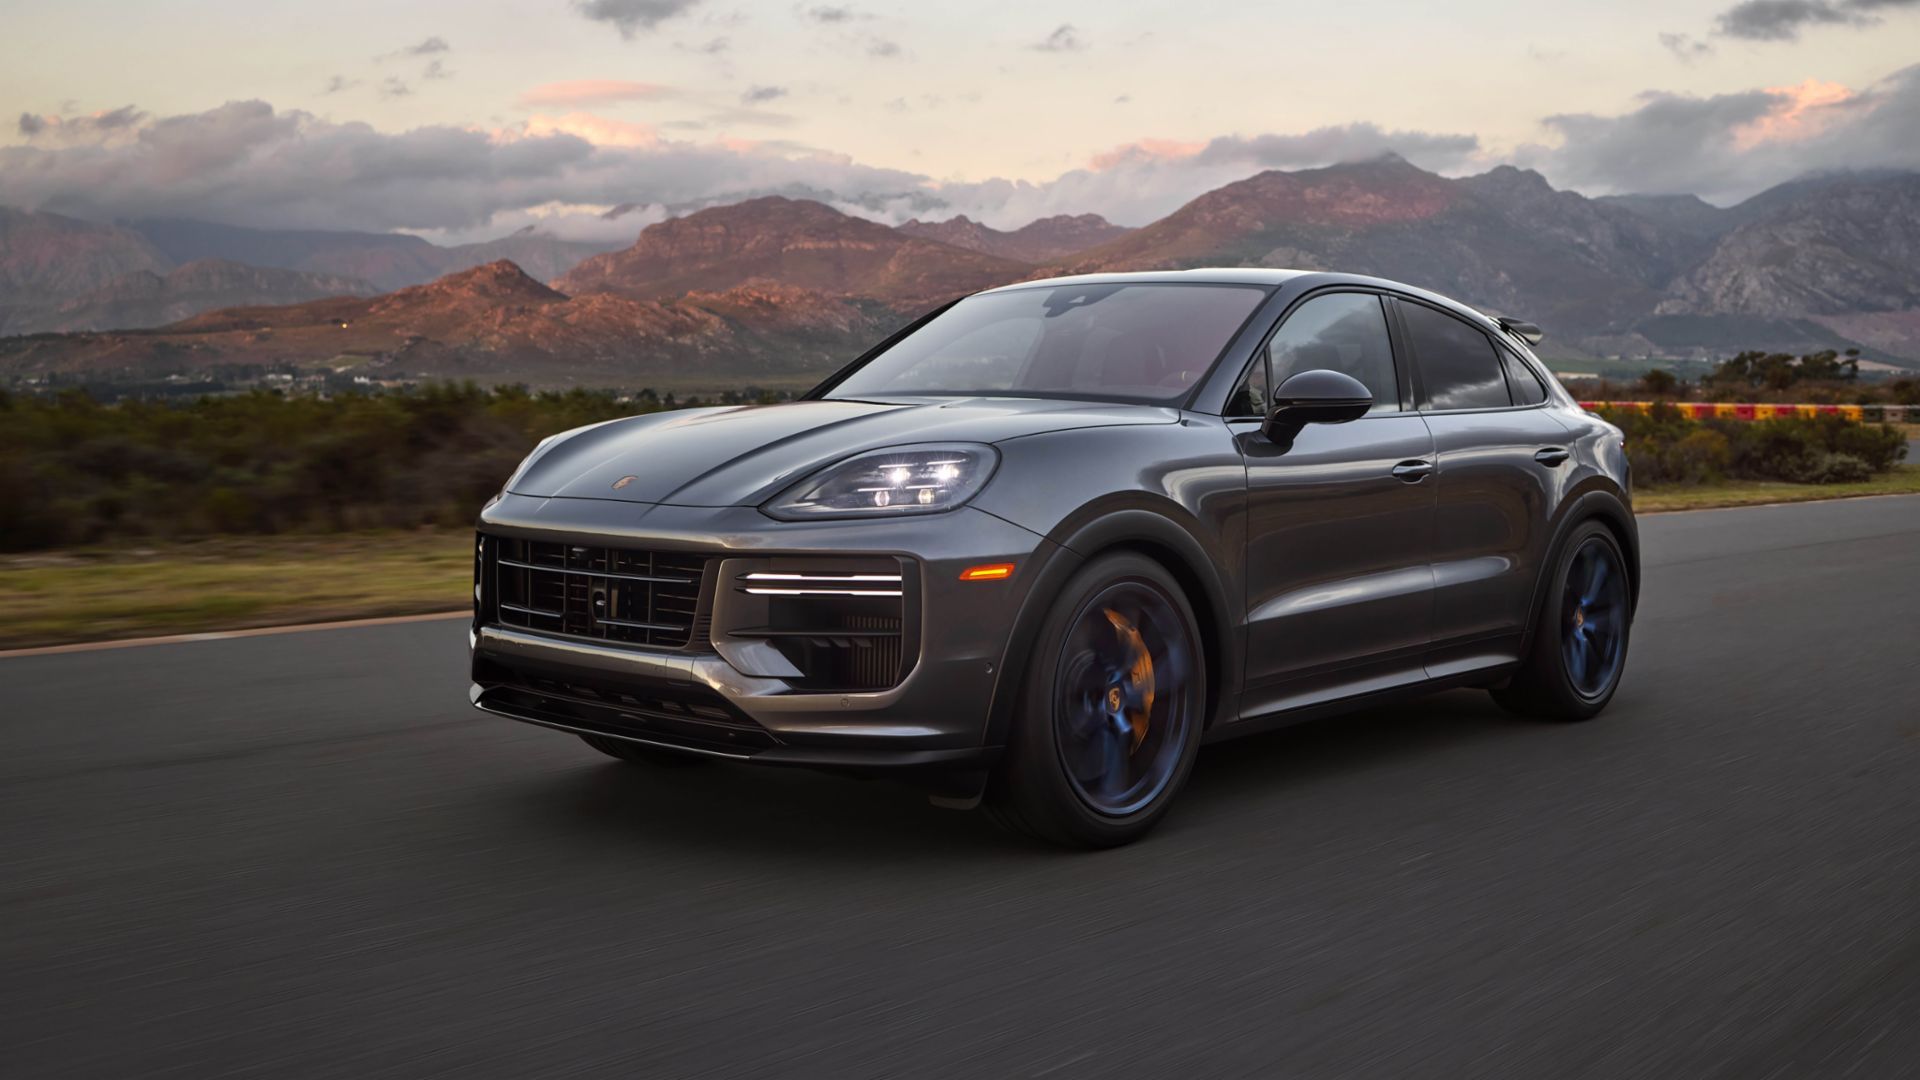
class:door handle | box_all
[1534,447,1572,467]
[1391,460,1434,482]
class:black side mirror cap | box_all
[1262,369,1372,449]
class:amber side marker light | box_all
[959,563,1016,582]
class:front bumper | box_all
[469,494,1058,771]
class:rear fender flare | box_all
[1520,485,1640,654]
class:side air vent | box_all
[712,557,920,692]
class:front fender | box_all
[981,505,1244,747]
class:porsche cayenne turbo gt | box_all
[470,269,1637,847]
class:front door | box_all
[1234,291,1437,716]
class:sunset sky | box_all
[4,0,1918,242]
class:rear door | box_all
[1234,290,1437,715]
[1391,296,1570,676]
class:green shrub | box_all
[0,384,698,552]
[1596,405,1905,487]
[1794,453,1874,484]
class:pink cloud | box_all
[516,80,674,108]
[1087,138,1205,171]
[516,112,660,147]
[1734,78,1856,148]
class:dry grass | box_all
[0,530,470,650]
[1636,465,1920,512]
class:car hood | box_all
[506,396,1180,506]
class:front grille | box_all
[487,536,706,649]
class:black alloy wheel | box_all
[1492,519,1633,721]
[990,552,1205,847]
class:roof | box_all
[984,267,1527,344]
[980,268,1313,292]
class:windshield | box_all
[826,283,1268,404]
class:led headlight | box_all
[763,444,998,520]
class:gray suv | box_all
[470,269,1637,847]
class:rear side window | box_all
[1402,302,1512,411]
[1501,348,1548,405]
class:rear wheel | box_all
[579,734,714,767]
[988,552,1204,848]
[1493,520,1632,721]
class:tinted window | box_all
[1403,302,1511,410]
[1265,293,1398,413]
[1225,347,1270,417]
[1500,348,1548,405]
[828,283,1266,404]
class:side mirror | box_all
[1262,369,1372,449]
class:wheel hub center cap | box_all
[1573,608,1586,629]
[1106,686,1124,712]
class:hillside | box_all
[895,213,1132,263]
[1594,193,1733,241]
[0,209,621,335]
[0,260,899,386]
[1654,174,1920,359]
[555,196,1029,305]
[1054,155,1670,339]
[8,161,1920,383]
[1660,174,1920,317]
[130,219,619,291]
[0,208,172,332]
[15,259,378,335]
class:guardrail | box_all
[1579,402,1914,422]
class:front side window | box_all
[1262,292,1399,414]
[1403,302,1512,411]
[827,283,1267,405]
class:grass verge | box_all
[0,530,471,651]
[1635,464,1920,512]
[5,469,1920,649]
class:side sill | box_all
[1206,660,1521,745]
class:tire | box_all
[987,552,1206,848]
[579,733,714,767]
[1492,520,1633,721]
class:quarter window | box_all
[1501,348,1548,406]
[1264,293,1399,414]
[1403,302,1511,411]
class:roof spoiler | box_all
[1497,317,1544,346]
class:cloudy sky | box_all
[3,0,1917,242]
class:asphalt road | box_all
[5,496,1919,1078]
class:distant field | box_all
[0,531,471,650]
[7,469,1920,649]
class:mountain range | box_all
[0,209,622,335]
[4,158,1919,386]
[895,213,1134,263]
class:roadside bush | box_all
[0,384,701,552]
[1598,404,1906,487]
[1795,453,1874,484]
[1564,350,1914,406]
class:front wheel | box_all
[988,552,1205,848]
[1493,520,1632,721]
